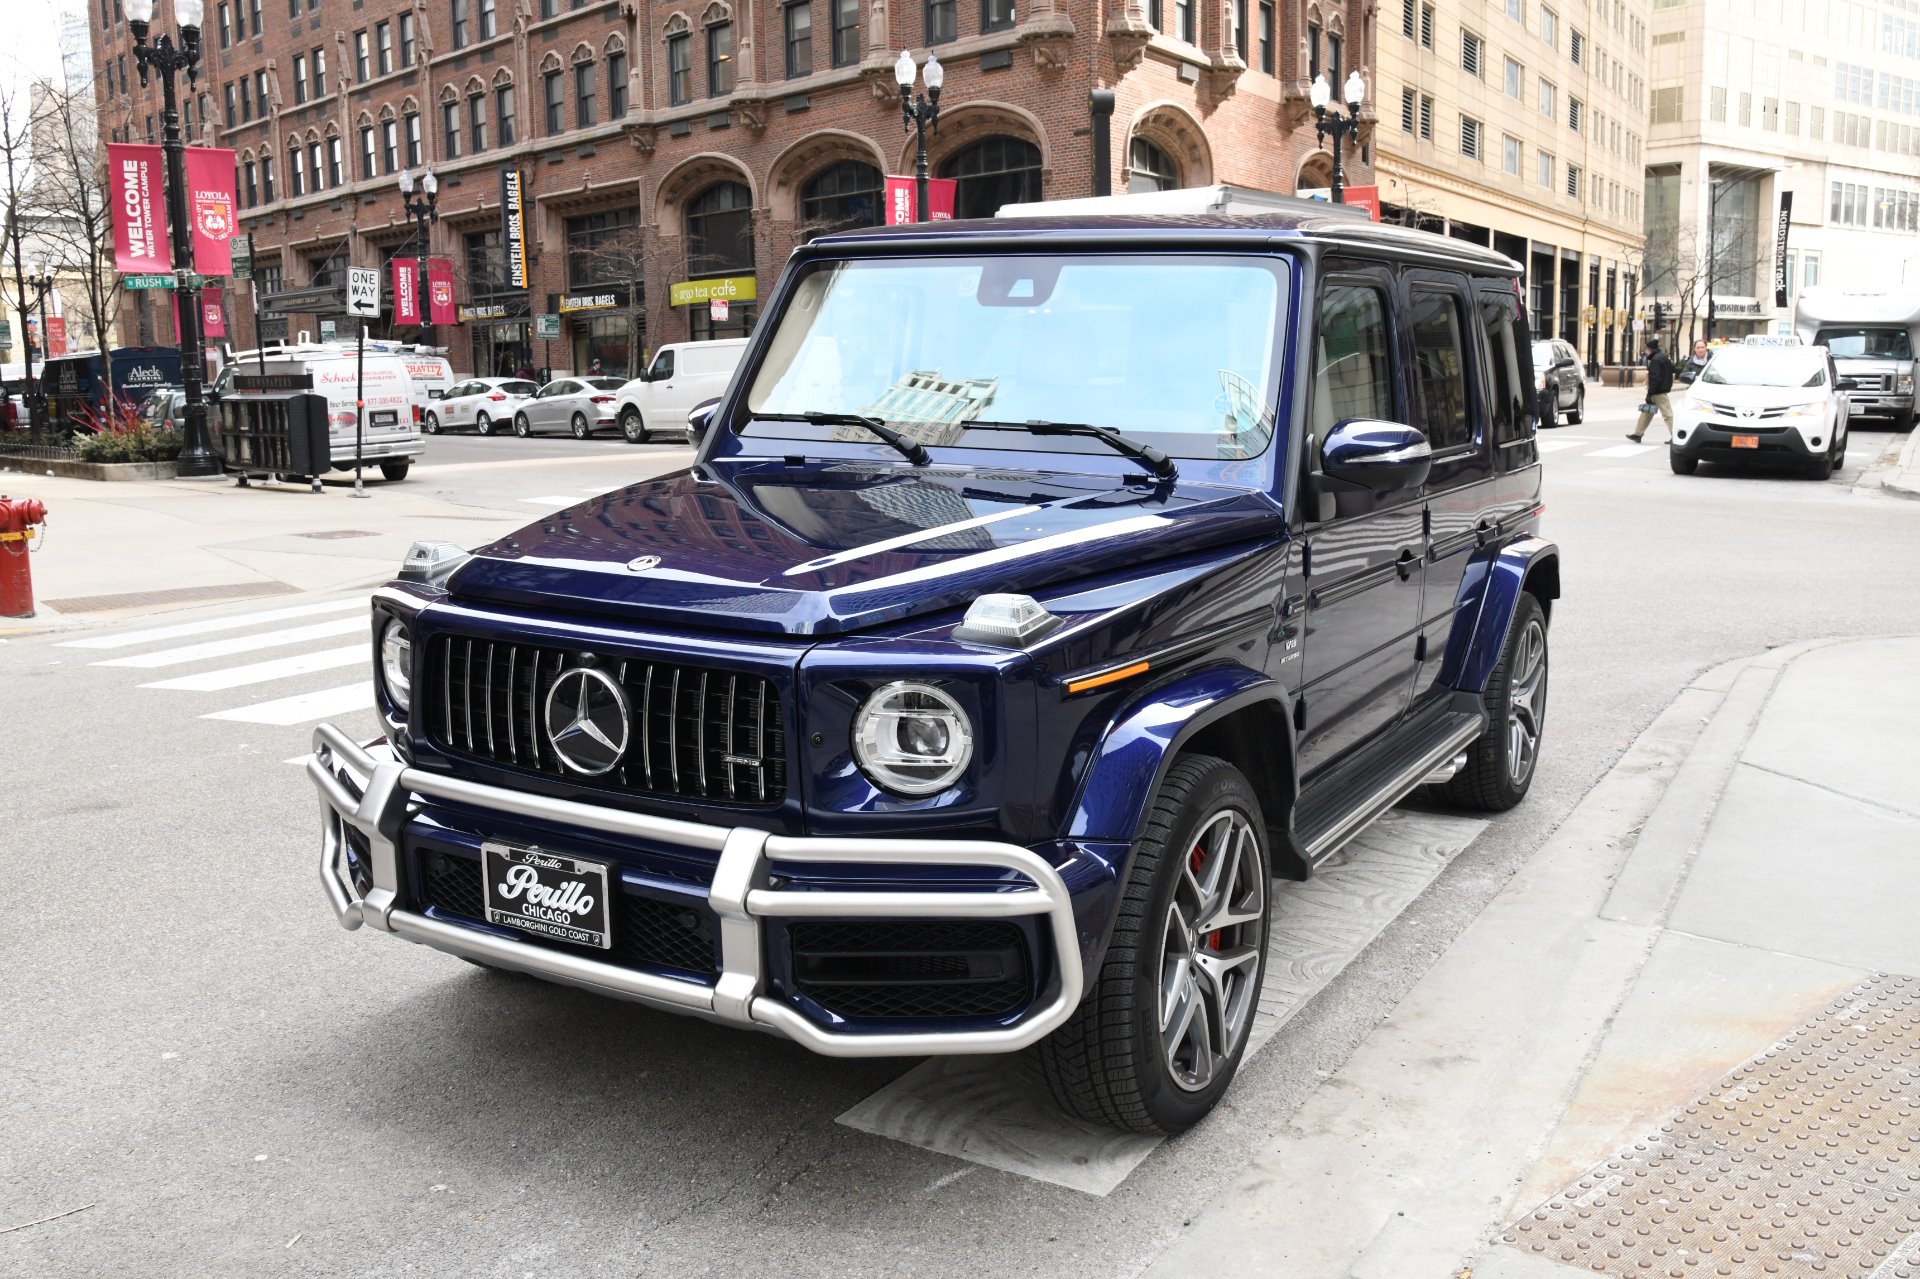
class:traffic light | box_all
[1651,301,1668,329]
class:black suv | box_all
[310,210,1559,1135]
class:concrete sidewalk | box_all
[1146,635,1920,1279]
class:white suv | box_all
[612,338,749,443]
[1671,344,1851,480]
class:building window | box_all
[443,101,461,158]
[497,85,517,143]
[354,29,370,81]
[359,125,375,177]
[575,60,595,128]
[1329,31,1342,83]
[1461,115,1482,159]
[254,70,269,116]
[469,92,487,150]
[1147,0,1161,28]
[925,0,954,44]
[225,84,238,125]
[708,21,734,94]
[668,34,692,104]
[381,118,398,172]
[1569,97,1582,131]
[248,0,261,37]
[1540,6,1556,48]
[480,0,496,38]
[451,0,468,48]
[1536,151,1553,186]
[1461,30,1482,77]
[313,48,328,96]
[293,54,308,104]
[1503,134,1521,174]
[376,20,393,73]
[1401,0,1414,38]
[1128,137,1179,192]
[1400,86,1416,132]
[685,182,753,278]
[1566,164,1579,197]
[1538,79,1554,117]
[1504,56,1521,97]
[779,1,810,74]
[261,155,275,201]
[608,50,628,115]
[1419,3,1433,48]
[544,68,564,132]
[1174,0,1193,43]
[1419,93,1434,139]
[309,140,323,190]
[541,0,555,15]
[984,0,1013,30]
[939,135,1043,219]
[1258,0,1274,73]
[566,206,641,288]
[327,135,342,185]
[1506,0,1521,19]
[799,160,882,235]
[1570,29,1582,63]
[244,160,258,206]
[405,110,421,166]
[218,2,232,47]
[831,0,860,65]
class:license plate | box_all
[369,409,399,426]
[480,842,613,949]
[1732,434,1759,449]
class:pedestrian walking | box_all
[1629,339,1676,443]
[1677,339,1711,385]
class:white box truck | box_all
[1792,288,1919,430]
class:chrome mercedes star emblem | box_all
[543,666,631,775]
[626,555,662,573]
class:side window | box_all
[1311,282,1396,439]
[1409,287,1473,450]
[1478,294,1531,445]
[651,350,676,380]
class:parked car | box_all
[140,388,186,431]
[513,377,627,438]
[210,342,432,481]
[611,338,750,443]
[1671,343,1850,479]
[428,378,539,435]
[309,199,1558,1136]
[1530,338,1585,426]
[1793,286,1918,430]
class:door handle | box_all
[1474,519,1496,547]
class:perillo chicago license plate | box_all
[480,841,613,949]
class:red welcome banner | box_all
[391,258,421,325]
[426,257,456,326]
[45,316,67,357]
[883,175,957,225]
[108,143,171,272]
[184,147,239,275]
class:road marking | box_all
[1535,439,1586,453]
[203,681,375,725]
[520,495,583,506]
[1588,443,1658,458]
[836,810,1489,1196]
[139,645,367,691]
[92,617,368,669]
[55,598,364,650]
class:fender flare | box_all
[1064,663,1290,844]
[1435,535,1560,694]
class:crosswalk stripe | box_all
[138,645,367,691]
[1535,439,1585,453]
[521,495,582,505]
[92,617,368,669]
[203,681,375,726]
[1588,443,1657,458]
[55,597,365,650]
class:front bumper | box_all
[308,724,1086,1057]
[1845,394,1913,420]
[1673,417,1822,463]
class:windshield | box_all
[744,254,1285,461]
[496,380,538,395]
[1530,341,1555,368]
[585,377,625,391]
[1700,348,1827,388]
[1815,327,1914,360]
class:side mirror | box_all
[1319,419,1433,496]
[688,397,721,441]
[1836,376,1860,391]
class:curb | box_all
[0,456,180,482]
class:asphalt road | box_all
[3,384,1918,1278]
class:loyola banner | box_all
[185,148,239,276]
[427,257,456,325]
[108,143,170,273]
[392,258,421,324]
[883,175,957,225]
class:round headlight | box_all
[380,619,412,713]
[852,681,973,797]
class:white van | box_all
[611,338,749,443]
[212,341,440,480]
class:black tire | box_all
[513,413,532,438]
[475,412,494,436]
[379,461,411,482]
[423,412,441,435]
[1566,388,1584,425]
[1806,447,1835,480]
[1441,593,1548,813]
[1669,451,1698,475]
[620,408,648,444]
[570,413,591,439]
[1037,754,1271,1135]
[1895,409,1915,433]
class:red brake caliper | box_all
[1190,843,1223,950]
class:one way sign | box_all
[346,267,381,317]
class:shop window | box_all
[799,160,881,236]
[938,136,1042,219]
[1127,137,1178,193]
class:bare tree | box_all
[1,83,52,433]
[30,80,120,364]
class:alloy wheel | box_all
[1157,809,1266,1092]
[1505,617,1548,787]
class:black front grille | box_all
[419,849,717,976]
[425,634,786,806]
[790,920,1031,1022]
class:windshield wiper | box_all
[754,411,931,465]
[969,419,1177,480]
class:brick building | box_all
[91,0,1373,378]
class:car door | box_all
[1557,342,1581,407]
[531,381,570,431]
[642,348,680,420]
[1297,261,1427,780]
[442,382,473,426]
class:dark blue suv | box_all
[310,211,1558,1134]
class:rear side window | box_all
[1478,293,1532,445]
[1311,283,1396,437]
[1409,287,1473,450]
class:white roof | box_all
[1792,287,1920,328]
[996,184,1370,220]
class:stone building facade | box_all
[91,0,1372,378]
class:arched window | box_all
[686,180,755,339]
[1128,137,1179,193]
[938,136,1042,219]
[799,160,881,236]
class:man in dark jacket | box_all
[1629,338,1676,442]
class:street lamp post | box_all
[1310,70,1368,204]
[398,169,439,346]
[895,51,943,223]
[1704,177,1735,343]
[22,262,55,436]
[129,0,222,479]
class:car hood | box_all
[1687,381,1828,406]
[447,460,1284,636]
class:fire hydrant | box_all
[0,495,49,618]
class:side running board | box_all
[1294,707,1486,864]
